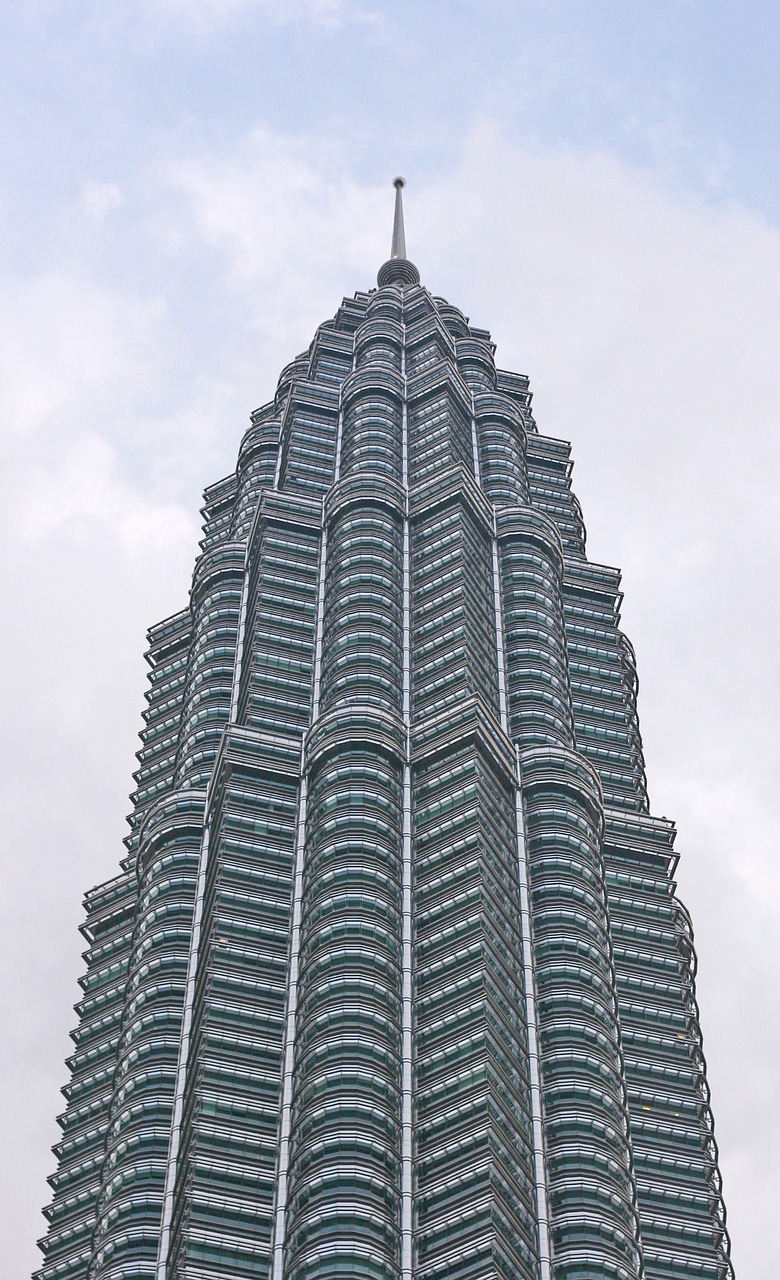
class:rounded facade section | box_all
[231,417,280,539]
[670,896,733,1276]
[340,368,404,482]
[275,354,310,414]
[174,543,244,790]
[455,336,497,390]
[497,507,575,748]
[285,726,405,1280]
[520,748,641,1280]
[89,792,205,1280]
[474,390,529,507]
[354,316,404,374]
[319,482,404,716]
[432,299,470,339]
[616,631,649,810]
[366,287,404,324]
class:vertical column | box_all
[496,508,575,749]
[154,820,210,1280]
[616,631,650,810]
[513,772,553,1280]
[519,750,642,1280]
[89,792,206,1280]
[409,308,539,1279]
[276,381,340,496]
[164,732,301,1280]
[155,330,342,1280]
[400,326,414,1280]
[490,470,641,1277]
[130,612,193,842]
[473,393,553,1280]
[270,338,348,1280]
[235,492,324,738]
[561,560,650,812]
[271,745,310,1280]
[286,716,405,1280]
[174,544,245,791]
[35,873,137,1280]
[603,815,734,1280]
[230,412,280,540]
[461,337,555,1280]
[410,707,540,1280]
[282,289,406,1280]
[408,472,501,725]
[473,393,530,510]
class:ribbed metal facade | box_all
[37,247,733,1280]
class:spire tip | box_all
[390,177,407,261]
[378,175,420,287]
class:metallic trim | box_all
[391,176,407,261]
[514,753,553,1280]
[400,328,414,1280]
[271,342,346,1280]
[229,554,251,723]
[271,756,308,1280]
[491,524,508,733]
[154,817,210,1280]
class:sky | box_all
[1,2,779,1276]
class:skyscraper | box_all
[37,179,733,1280]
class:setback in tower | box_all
[36,179,733,1280]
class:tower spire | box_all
[391,176,407,260]
[378,176,420,287]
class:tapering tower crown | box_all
[34,172,734,1280]
[377,176,421,287]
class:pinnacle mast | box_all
[391,176,407,260]
[378,176,420,287]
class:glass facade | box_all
[36,224,733,1280]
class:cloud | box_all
[78,180,124,225]
[142,0,373,29]
[0,268,157,437]
[156,127,394,394]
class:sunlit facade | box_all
[37,184,733,1280]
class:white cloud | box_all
[142,0,372,29]
[0,269,158,437]
[79,180,124,225]
[156,127,393,392]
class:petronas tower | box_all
[37,181,733,1280]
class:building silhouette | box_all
[37,180,733,1280]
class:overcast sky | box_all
[2,3,778,1277]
